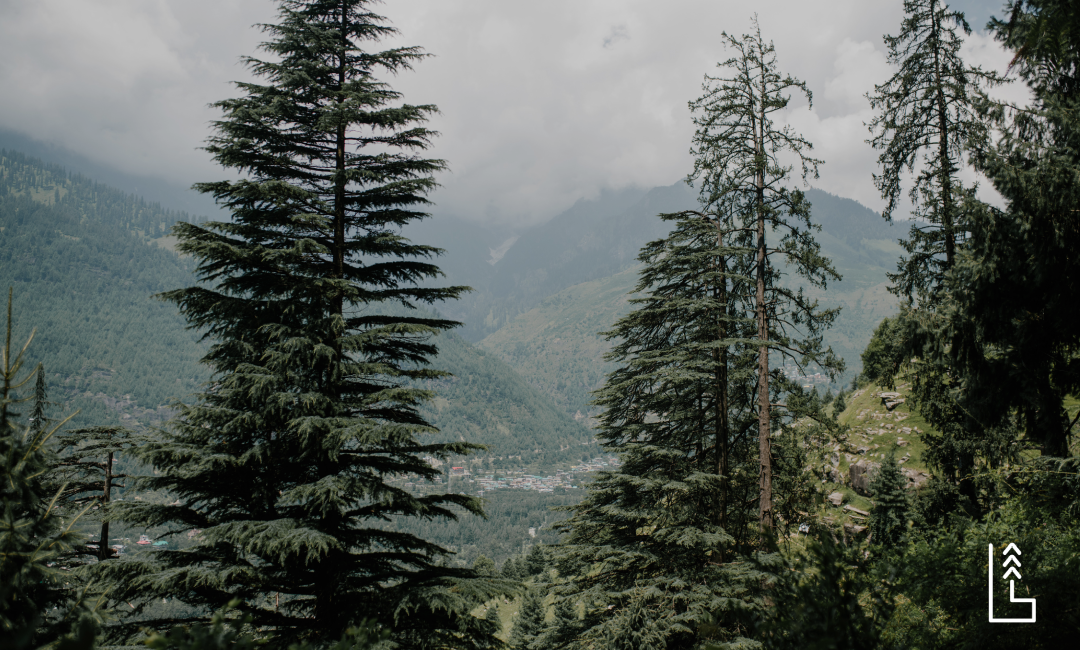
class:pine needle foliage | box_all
[100,2,511,647]
[868,454,909,549]
[550,208,763,649]
[755,536,892,650]
[935,0,1080,458]
[867,0,1005,301]
[0,290,105,649]
[547,20,843,648]
[549,207,825,648]
[508,587,544,650]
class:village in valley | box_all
[394,456,622,496]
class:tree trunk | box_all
[100,450,112,561]
[333,2,348,322]
[714,220,729,543]
[931,0,955,269]
[755,64,773,541]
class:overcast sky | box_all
[0,0,1022,228]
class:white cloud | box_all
[0,0,1020,227]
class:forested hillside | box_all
[477,187,900,421]
[0,149,590,465]
[0,149,209,426]
[479,268,639,423]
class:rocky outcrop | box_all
[879,391,906,410]
[902,467,930,489]
[849,460,881,496]
[843,504,870,517]
[844,523,868,537]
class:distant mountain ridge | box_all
[415,182,901,343]
[0,148,592,468]
[0,128,226,221]
[466,184,905,418]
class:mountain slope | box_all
[0,149,210,426]
[0,149,591,468]
[478,187,905,419]
[410,184,688,342]
[479,267,639,423]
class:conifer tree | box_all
[937,0,1080,457]
[547,21,841,648]
[101,2,510,647]
[758,535,891,649]
[833,391,847,416]
[524,544,547,577]
[549,206,766,648]
[532,597,581,650]
[867,0,1004,301]
[508,587,544,650]
[29,363,52,437]
[50,425,137,561]
[868,454,909,549]
[0,290,104,649]
[688,17,842,537]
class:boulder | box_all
[844,523,868,536]
[828,466,843,483]
[849,460,881,496]
[902,467,930,490]
[829,452,839,466]
[828,491,844,506]
[844,504,870,517]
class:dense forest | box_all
[3,1,1080,649]
[0,149,210,425]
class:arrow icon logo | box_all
[989,543,1036,623]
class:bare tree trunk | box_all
[755,65,773,541]
[333,2,348,325]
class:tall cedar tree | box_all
[549,108,836,643]
[688,18,842,538]
[939,0,1080,457]
[102,2,511,647]
[0,291,104,649]
[551,210,768,649]
[866,0,1003,509]
[866,0,1004,301]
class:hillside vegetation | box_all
[0,149,209,426]
[474,187,902,422]
[479,267,640,423]
[0,149,590,468]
